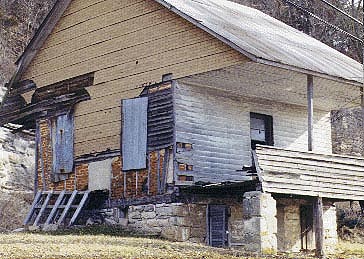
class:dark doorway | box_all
[300,205,315,251]
[208,205,229,247]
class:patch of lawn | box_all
[0,229,363,259]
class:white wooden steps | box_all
[23,190,90,230]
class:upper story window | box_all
[250,112,273,149]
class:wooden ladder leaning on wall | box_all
[23,190,90,230]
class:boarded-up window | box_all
[144,85,174,151]
[208,205,228,247]
[52,113,74,182]
[122,97,148,170]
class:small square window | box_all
[250,113,273,149]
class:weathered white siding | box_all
[175,82,332,183]
[256,145,364,200]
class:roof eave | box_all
[257,57,364,87]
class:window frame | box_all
[250,112,274,149]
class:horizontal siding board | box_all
[256,146,364,200]
[259,163,364,182]
[74,135,119,157]
[74,121,120,143]
[262,185,364,201]
[22,1,246,157]
[43,0,162,49]
[56,0,143,33]
[62,0,107,16]
[258,153,364,172]
[175,82,248,183]
[27,18,193,77]
[39,9,177,63]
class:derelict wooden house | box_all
[1,0,364,255]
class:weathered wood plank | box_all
[257,145,364,165]
[56,0,143,33]
[68,191,90,226]
[260,164,364,184]
[263,175,364,195]
[262,179,364,199]
[44,190,66,225]
[57,190,78,226]
[40,9,176,63]
[314,197,324,258]
[23,191,42,225]
[27,17,193,77]
[33,191,53,226]
[62,0,106,16]
[41,0,162,49]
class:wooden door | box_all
[208,205,228,247]
[300,205,315,251]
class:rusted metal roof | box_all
[156,0,363,84]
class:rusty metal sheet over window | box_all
[122,97,148,170]
[52,113,74,181]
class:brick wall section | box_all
[38,119,170,196]
[37,120,88,191]
[111,149,169,200]
[111,157,123,199]
[331,107,364,157]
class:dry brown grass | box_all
[0,230,363,259]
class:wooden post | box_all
[314,197,325,258]
[307,75,314,151]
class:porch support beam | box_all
[314,197,325,258]
[307,75,314,151]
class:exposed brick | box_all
[37,120,88,192]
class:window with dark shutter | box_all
[250,112,273,149]
[208,205,229,247]
[52,112,74,182]
[122,97,148,170]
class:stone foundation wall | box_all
[277,198,307,252]
[127,203,207,242]
[242,192,277,253]
[276,198,338,254]
[126,199,244,244]
[323,201,338,254]
[331,107,364,157]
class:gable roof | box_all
[155,0,363,84]
[5,0,364,95]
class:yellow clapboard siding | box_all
[94,38,232,84]
[62,0,106,16]
[75,135,120,157]
[74,88,143,117]
[78,49,244,115]
[74,120,120,143]
[35,9,177,64]
[26,18,193,77]
[74,108,121,130]
[30,32,230,87]
[42,0,161,49]
[22,0,246,156]
[55,0,144,33]
[73,50,245,156]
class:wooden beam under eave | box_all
[307,75,314,151]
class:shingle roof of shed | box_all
[155,0,363,84]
